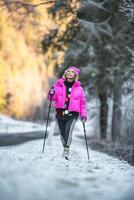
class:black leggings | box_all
[57,116,78,147]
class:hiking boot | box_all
[62,147,70,160]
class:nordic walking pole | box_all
[82,122,90,161]
[42,94,53,154]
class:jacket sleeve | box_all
[80,88,88,118]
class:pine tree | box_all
[62,0,134,142]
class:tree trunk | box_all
[112,73,123,142]
[99,90,108,141]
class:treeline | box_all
[49,0,134,145]
[0,0,78,119]
[0,0,134,148]
[75,0,134,144]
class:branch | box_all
[80,0,112,14]
[1,0,55,12]
[79,14,111,26]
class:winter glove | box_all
[80,116,87,122]
[49,87,55,96]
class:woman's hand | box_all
[80,116,87,122]
[49,87,55,96]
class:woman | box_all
[48,66,88,160]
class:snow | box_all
[0,114,45,134]
[119,0,134,22]
[0,115,134,200]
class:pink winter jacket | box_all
[48,78,88,119]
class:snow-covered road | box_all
[0,134,134,200]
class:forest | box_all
[0,0,134,164]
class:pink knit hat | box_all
[68,66,80,75]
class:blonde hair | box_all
[62,70,79,81]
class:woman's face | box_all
[65,69,76,79]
